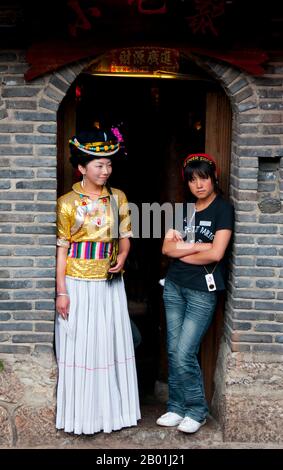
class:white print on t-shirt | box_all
[196,225,214,241]
[199,220,211,227]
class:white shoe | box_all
[156,412,183,427]
[177,416,206,433]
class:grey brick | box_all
[234,88,254,103]
[14,111,56,122]
[275,336,283,343]
[35,301,55,310]
[0,203,12,210]
[16,180,57,189]
[235,225,277,234]
[236,136,281,146]
[262,125,283,134]
[33,344,54,354]
[0,225,13,233]
[12,333,54,343]
[15,226,56,234]
[235,334,272,343]
[58,68,76,83]
[0,135,10,144]
[34,258,56,267]
[12,311,55,321]
[235,214,257,224]
[229,78,249,94]
[0,192,34,200]
[14,247,55,256]
[258,236,283,246]
[258,90,283,99]
[0,270,10,277]
[0,148,33,156]
[0,247,12,255]
[14,269,55,278]
[3,76,24,86]
[257,258,283,267]
[255,323,283,332]
[14,158,56,168]
[0,258,33,267]
[2,87,40,98]
[0,302,32,310]
[6,100,37,110]
[256,279,283,289]
[230,343,251,352]
[233,311,275,321]
[45,87,64,101]
[234,257,255,266]
[37,124,56,133]
[260,103,283,110]
[34,323,54,332]
[50,76,70,93]
[0,214,34,222]
[252,344,283,353]
[0,333,9,342]
[231,321,252,330]
[0,169,35,181]
[0,123,33,133]
[35,215,56,223]
[0,182,11,189]
[231,299,253,309]
[13,290,54,299]
[37,146,57,156]
[255,301,283,311]
[15,203,56,211]
[237,102,257,112]
[37,193,57,202]
[0,345,31,353]
[0,322,33,331]
[221,70,241,86]
[233,289,275,299]
[0,280,33,289]
[237,148,273,157]
[0,292,9,300]
[37,169,56,178]
[36,280,55,288]
[38,236,56,245]
[15,135,56,144]
[0,109,8,120]
[235,247,277,256]
[235,268,275,277]
[0,313,11,320]
[39,98,59,112]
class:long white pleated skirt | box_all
[55,276,141,435]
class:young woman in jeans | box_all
[157,154,234,434]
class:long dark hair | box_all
[183,159,221,202]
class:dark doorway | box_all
[57,67,231,404]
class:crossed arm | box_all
[162,228,232,264]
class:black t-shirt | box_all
[166,195,234,292]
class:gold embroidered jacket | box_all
[57,182,132,280]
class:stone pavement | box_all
[4,401,282,450]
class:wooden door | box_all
[57,88,76,198]
[200,90,232,404]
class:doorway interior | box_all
[57,63,231,403]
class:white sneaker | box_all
[177,416,206,433]
[156,412,183,427]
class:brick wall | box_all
[0,51,283,356]
[0,49,283,443]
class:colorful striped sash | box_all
[68,241,113,260]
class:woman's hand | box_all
[108,253,127,273]
[56,295,70,320]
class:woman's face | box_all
[188,173,215,200]
[78,158,112,186]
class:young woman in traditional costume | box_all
[55,126,140,434]
[157,154,234,434]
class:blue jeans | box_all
[163,278,217,422]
